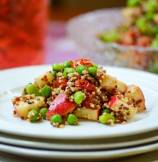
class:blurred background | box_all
[46,0,127,64]
[50,0,126,21]
[2,0,158,73]
[0,0,126,69]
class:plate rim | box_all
[0,140,158,160]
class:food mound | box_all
[12,59,146,128]
[100,0,158,48]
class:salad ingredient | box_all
[67,114,78,125]
[149,62,158,73]
[151,36,158,48]
[72,58,93,67]
[35,71,54,88]
[39,85,51,97]
[127,0,140,7]
[101,74,127,93]
[40,108,48,119]
[63,61,72,68]
[63,67,75,77]
[75,79,96,92]
[76,65,87,75]
[28,109,40,122]
[13,95,45,119]
[74,107,100,121]
[46,93,76,119]
[145,0,158,13]
[88,66,98,76]
[99,113,115,125]
[53,78,67,89]
[74,91,86,105]
[100,30,120,43]
[25,83,39,96]
[125,85,146,112]
[50,114,63,125]
[108,95,137,121]
[52,63,64,72]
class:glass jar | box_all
[0,0,48,69]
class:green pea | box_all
[145,0,158,13]
[39,85,51,97]
[52,71,56,78]
[136,18,154,35]
[149,63,158,74]
[99,113,115,124]
[67,114,78,125]
[25,83,39,96]
[127,0,140,7]
[136,18,146,33]
[40,108,48,119]
[152,26,158,35]
[76,65,86,75]
[28,109,40,122]
[50,114,63,124]
[74,91,86,105]
[151,36,158,48]
[52,63,64,72]
[63,67,75,77]
[88,66,97,76]
[63,61,72,68]
[100,30,120,43]
[145,12,154,20]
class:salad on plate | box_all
[12,59,146,128]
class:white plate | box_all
[1,141,158,160]
[1,66,158,140]
[1,130,158,150]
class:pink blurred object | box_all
[45,22,80,64]
[0,0,47,69]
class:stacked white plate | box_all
[1,65,158,160]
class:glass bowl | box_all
[67,8,158,73]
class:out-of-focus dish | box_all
[100,0,158,48]
[67,7,158,73]
[12,59,146,128]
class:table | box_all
[1,150,158,162]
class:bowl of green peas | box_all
[67,0,158,74]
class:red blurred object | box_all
[0,0,47,69]
[137,36,152,47]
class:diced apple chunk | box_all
[116,80,127,94]
[108,96,137,120]
[100,74,117,90]
[100,74,127,93]
[35,71,54,88]
[12,95,45,119]
[74,107,100,121]
[125,85,146,112]
[46,93,76,119]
